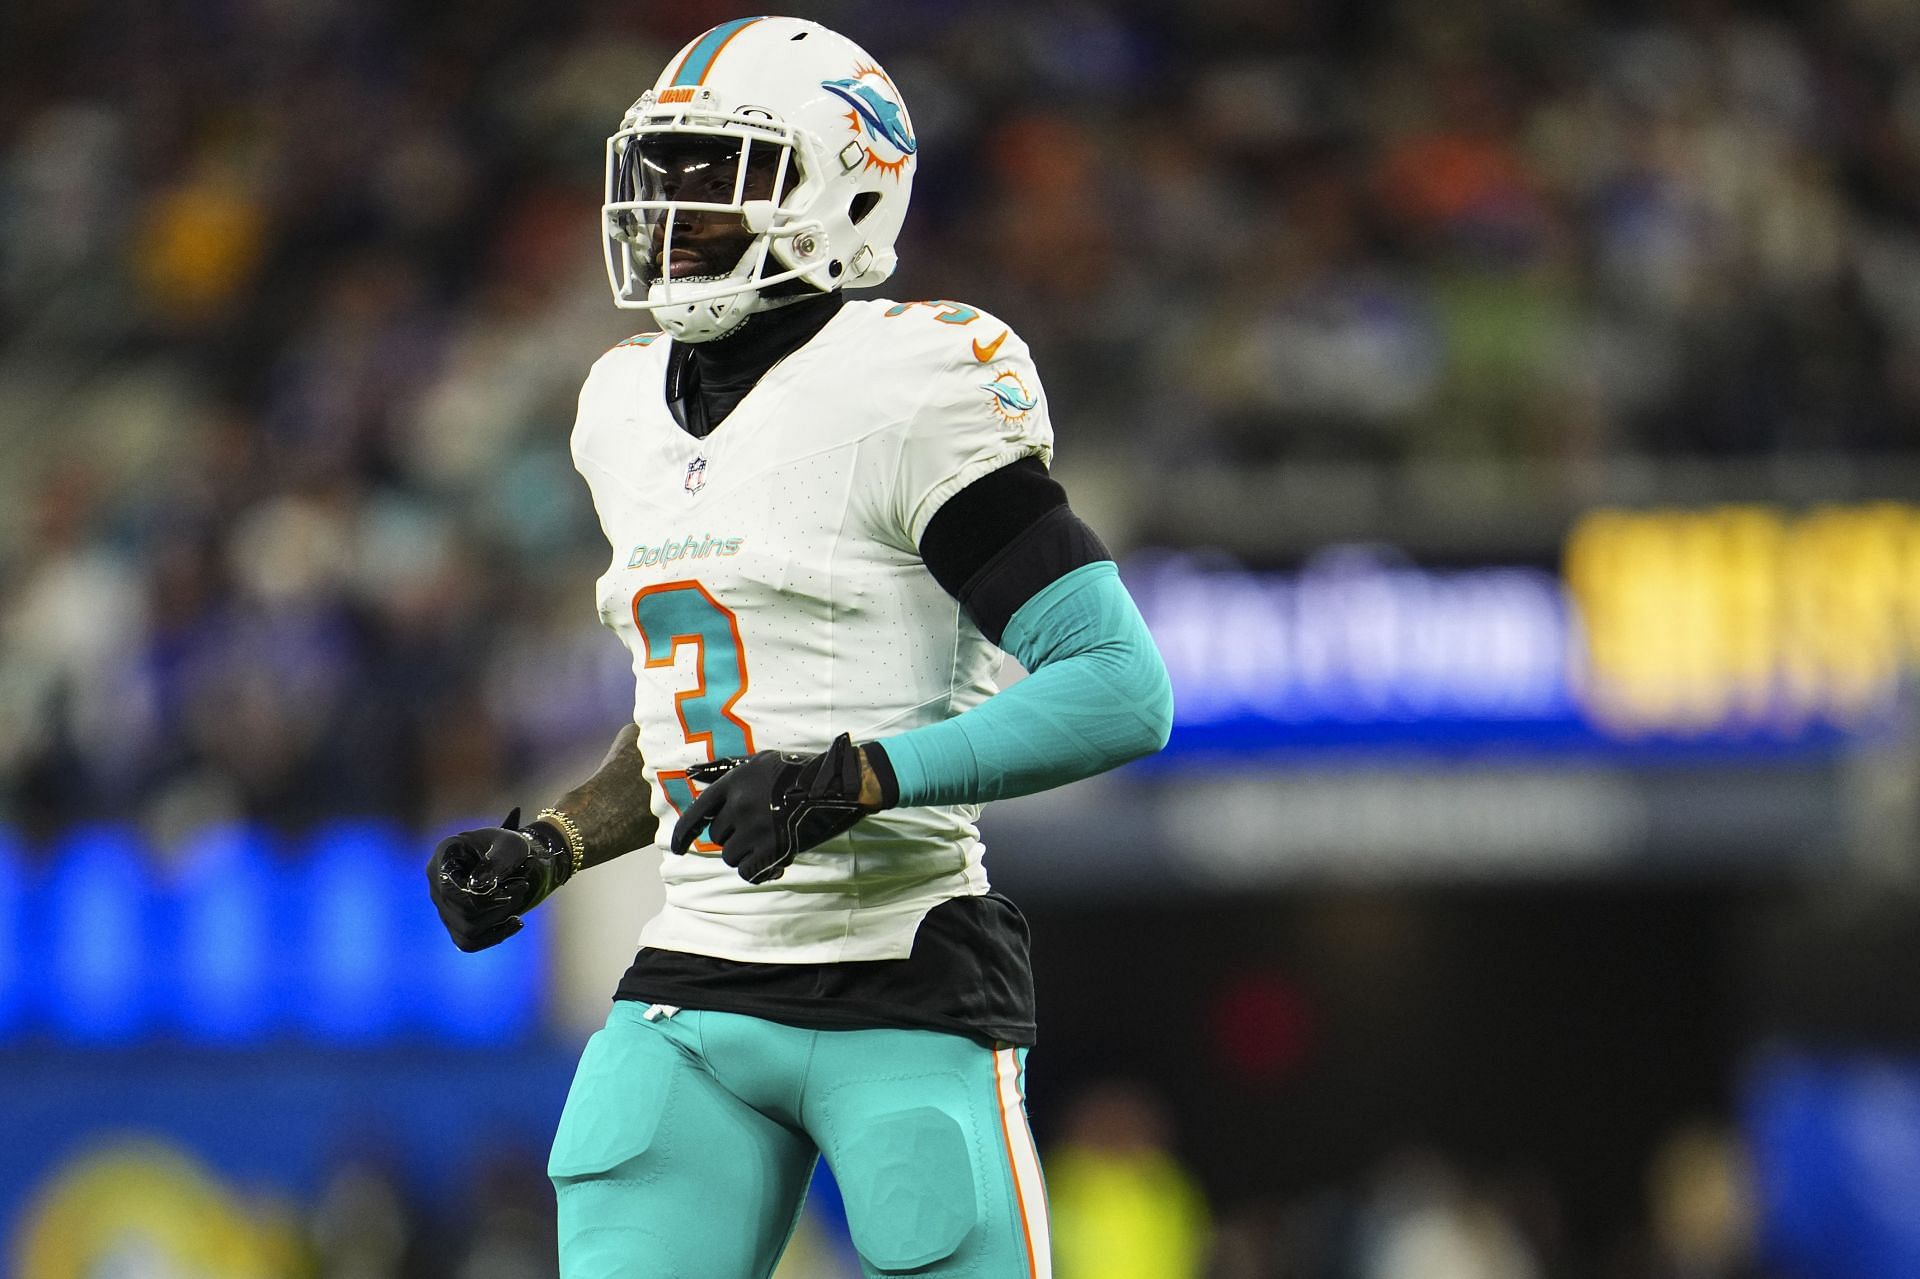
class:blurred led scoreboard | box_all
[1135,502,1920,758]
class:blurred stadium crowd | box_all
[5,0,1920,835]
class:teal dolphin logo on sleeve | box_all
[981,369,1040,421]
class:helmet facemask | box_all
[604,100,833,341]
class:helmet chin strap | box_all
[651,288,758,342]
[655,292,815,343]
[648,249,766,341]
[647,226,825,343]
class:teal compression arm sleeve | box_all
[876,561,1174,807]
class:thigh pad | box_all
[548,1008,681,1182]
[836,1104,979,1272]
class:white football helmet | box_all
[602,16,918,342]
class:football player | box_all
[426,16,1173,1278]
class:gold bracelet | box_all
[535,807,587,880]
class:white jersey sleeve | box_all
[871,300,1055,549]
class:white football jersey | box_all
[570,298,1054,963]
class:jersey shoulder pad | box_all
[574,331,667,453]
[847,298,1044,427]
[851,300,1052,545]
[853,298,1031,369]
[581,329,668,402]
[603,330,667,358]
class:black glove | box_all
[426,808,574,951]
[670,733,871,883]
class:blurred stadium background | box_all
[6,0,1920,1274]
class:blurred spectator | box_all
[1047,1082,1211,1279]
[310,1158,429,1279]
[136,149,270,332]
[1617,1121,1771,1279]
[1356,1150,1543,1279]
[441,1152,559,1279]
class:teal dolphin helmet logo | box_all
[821,71,917,163]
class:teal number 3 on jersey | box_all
[632,581,755,852]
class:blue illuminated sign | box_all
[4,821,547,1047]
[1127,546,1878,759]
[1136,547,1575,721]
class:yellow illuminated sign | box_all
[15,1139,301,1279]
[1564,504,1920,734]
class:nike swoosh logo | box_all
[972,329,1009,363]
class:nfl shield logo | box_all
[684,456,707,495]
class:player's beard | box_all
[654,224,753,285]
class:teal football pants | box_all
[548,1001,1052,1278]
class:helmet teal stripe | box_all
[670,17,767,86]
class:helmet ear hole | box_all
[849,192,881,225]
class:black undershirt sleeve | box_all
[917,456,1112,646]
